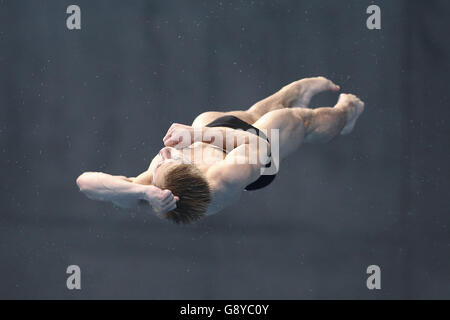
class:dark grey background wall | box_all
[0,0,449,299]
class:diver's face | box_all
[152,147,190,185]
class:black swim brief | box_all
[205,115,277,191]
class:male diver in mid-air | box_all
[76,76,364,223]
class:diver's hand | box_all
[143,185,179,214]
[163,123,195,149]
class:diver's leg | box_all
[253,93,364,160]
[192,76,340,128]
[247,76,340,117]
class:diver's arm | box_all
[132,170,153,185]
[200,126,266,152]
[163,123,267,152]
[206,141,270,203]
[76,172,148,207]
[76,172,178,212]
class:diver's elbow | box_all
[76,172,91,192]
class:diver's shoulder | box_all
[204,178,240,216]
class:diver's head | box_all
[152,146,190,183]
[157,146,188,163]
[152,147,211,224]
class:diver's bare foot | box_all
[334,93,365,135]
[282,76,340,108]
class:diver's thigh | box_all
[252,108,294,131]
[253,108,307,159]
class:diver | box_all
[76,76,364,223]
